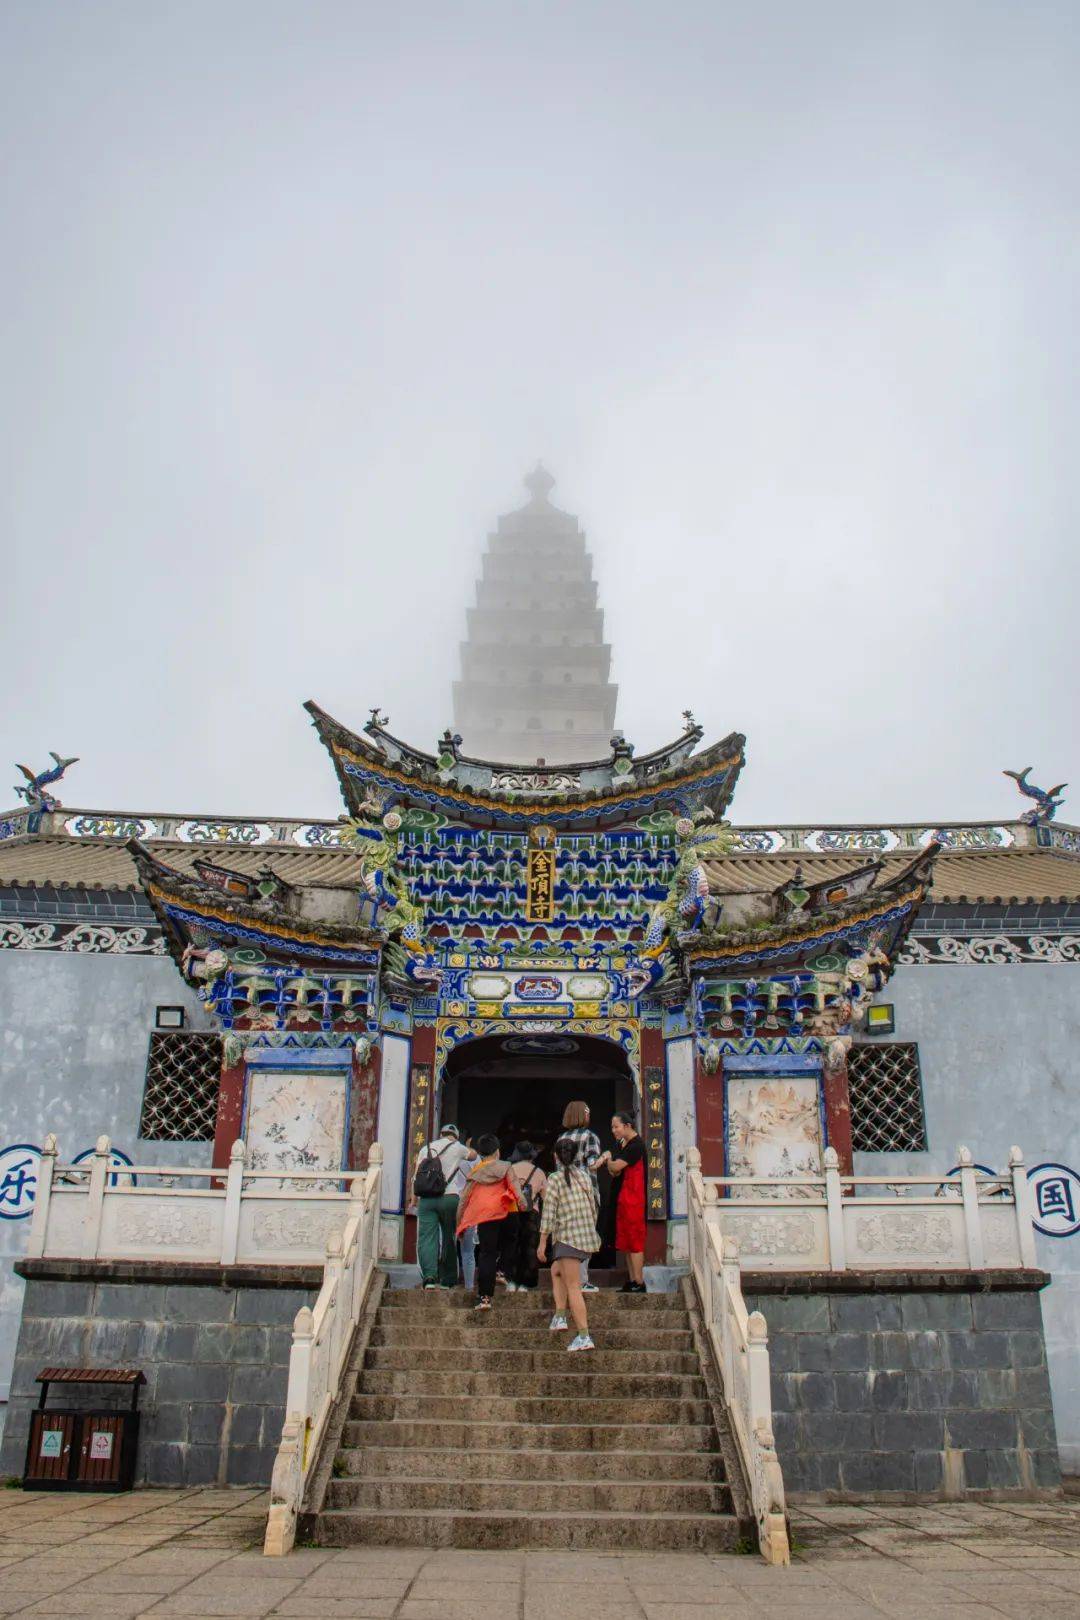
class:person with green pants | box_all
[411,1124,475,1289]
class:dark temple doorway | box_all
[438,1033,636,1268]
[438,1033,636,1171]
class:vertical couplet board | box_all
[643,1065,669,1220]
[407,1065,434,1174]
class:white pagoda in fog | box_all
[452,465,618,764]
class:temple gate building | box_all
[0,471,1077,1521]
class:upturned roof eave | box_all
[683,844,940,974]
[305,698,746,825]
[126,840,383,973]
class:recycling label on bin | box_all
[89,1432,113,1460]
[39,1430,63,1458]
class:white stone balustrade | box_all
[691,1145,1039,1274]
[265,1145,383,1557]
[25,1134,380,1268]
[687,1152,789,1565]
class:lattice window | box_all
[139,1032,222,1141]
[848,1042,927,1152]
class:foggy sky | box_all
[3,2,1078,828]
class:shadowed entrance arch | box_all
[438,1033,636,1171]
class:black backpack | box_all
[413,1141,452,1199]
[520,1166,541,1211]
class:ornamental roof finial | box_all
[1003,766,1067,825]
[524,462,555,503]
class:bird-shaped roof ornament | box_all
[1003,767,1067,825]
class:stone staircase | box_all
[306,1286,748,1550]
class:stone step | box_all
[380,1291,686,1313]
[310,1506,742,1551]
[355,1368,707,1400]
[323,1477,733,1516]
[341,1419,719,1454]
[335,1446,726,1482]
[363,1346,702,1375]
[369,1324,695,1351]
[350,1393,714,1425]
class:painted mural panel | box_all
[245,1069,347,1175]
[725,1075,823,1194]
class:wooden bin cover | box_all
[37,1368,146,1385]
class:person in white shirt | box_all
[411,1124,476,1290]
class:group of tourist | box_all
[411,1101,647,1353]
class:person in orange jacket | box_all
[455,1134,527,1311]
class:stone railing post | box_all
[324,1232,345,1375]
[1009,1145,1038,1268]
[26,1133,57,1259]
[957,1146,985,1269]
[746,1309,773,1429]
[82,1135,111,1260]
[220,1139,246,1265]
[823,1146,847,1271]
[720,1236,741,1389]
[284,1305,314,1439]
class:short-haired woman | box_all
[598,1112,647,1294]
[555,1100,602,1292]
[538,1136,601,1351]
[455,1134,526,1310]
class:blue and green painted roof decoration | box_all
[305,701,746,832]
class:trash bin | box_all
[23,1368,145,1492]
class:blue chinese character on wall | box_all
[0,1145,42,1220]
[1029,1163,1080,1238]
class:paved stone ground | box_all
[0,1487,1078,1617]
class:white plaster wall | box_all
[855,963,1080,1469]
[665,1036,696,1219]
[0,952,212,1432]
[375,1033,411,1219]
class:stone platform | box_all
[0,1485,1079,1616]
[745,1269,1060,1499]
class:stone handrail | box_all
[687,1149,789,1564]
[25,1135,376,1266]
[694,1145,1039,1273]
[264,1143,383,1557]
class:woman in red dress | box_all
[600,1111,646,1294]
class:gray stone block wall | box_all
[0,1275,314,1487]
[746,1285,1061,1499]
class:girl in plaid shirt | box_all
[538,1137,601,1352]
[557,1100,602,1293]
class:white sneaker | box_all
[549,1312,568,1332]
[581,1283,600,1293]
[506,1282,518,1292]
[567,1333,595,1353]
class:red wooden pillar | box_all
[212,1049,247,1171]
[693,1050,726,1176]
[349,1040,382,1169]
[822,1051,854,1174]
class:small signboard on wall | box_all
[526,846,555,921]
